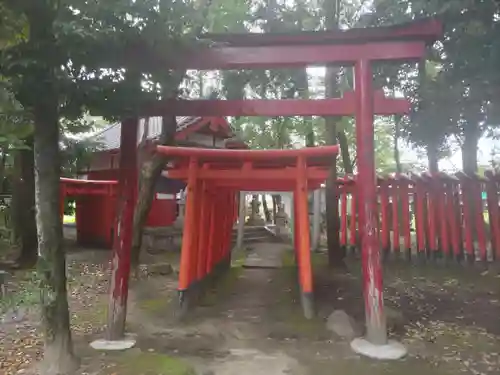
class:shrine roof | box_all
[89,116,234,151]
[158,145,339,169]
[201,18,442,47]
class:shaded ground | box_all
[1,240,500,375]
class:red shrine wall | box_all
[80,132,226,229]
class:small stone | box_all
[147,263,173,276]
[326,310,360,340]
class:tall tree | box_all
[130,0,214,269]
[323,0,345,266]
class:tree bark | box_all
[22,3,78,372]
[261,194,271,223]
[272,195,278,223]
[130,0,213,270]
[12,137,38,268]
[130,115,177,269]
[34,103,78,374]
[462,126,479,174]
[394,115,402,174]
[337,130,353,174]
[324,116,344,266]
[426,139,439,174]
[323,0,344,267]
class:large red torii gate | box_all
[101,18,443,359]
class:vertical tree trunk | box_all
[12,137,38,268]
[323,0,344,267]
[462,125,480,248]
[34,105,78,374]
[272,195,278,223]
[24,4,78,372]
[462,127,479,174]
[394,115,402,174]
[261,195,272,223]
[427,148,439,173]
[131,116,177,269]
[130,0,213,270]
[337,130,353,174]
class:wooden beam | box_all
[143,91,410,117]
[167,41,426,70]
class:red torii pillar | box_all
[92,117,138,350]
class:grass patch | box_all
[140,296,172,314]
[199,265,243,307]
[106,352,196,375]
[0,270,39,314]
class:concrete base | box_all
[350,338,407,360]
[90,334,136,351]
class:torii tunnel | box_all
[157,145,340,318]
[103,17,443,357]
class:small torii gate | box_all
[95,18,443,359]
[157,145,340,319]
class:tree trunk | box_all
[324,117,344,266]
[337,130,353,174]
[261,194,271,223]
[462,125,481,248]
[130,115,177,269]
[394,115,402,174]
[462,127,479,175]
[12,137,38,268]
[248,194,260,224]
[272,195,278,223]
[34,104,78,374]
[129,0,214,270]
[323,0,344,267]
[426,139,439,174]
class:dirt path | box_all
[3,241,500,374]
[124,242,500,375]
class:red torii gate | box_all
[102,18,443,358]
[158,145,339,319]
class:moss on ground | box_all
[199,265,243,307]
[106,352,196,375]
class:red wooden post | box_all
[391,177,401,255]
[459,175,474,261]
[178,157,199,311]
[197,183,209,281]
[446,177,461,258]
[485,171,500,260]
[340,179,348,248]
[424,174,437,256]
[379,178,390,255]
[472,176,487,261]
[349,181,357,250]
[355,59,387,345]
[399,175,412,257]
[106,117,138,341]
[296,155,314,319]
[294,190,300,261]
[414,175,426,257]
[436,176,450,257]
[205,189,216,274]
